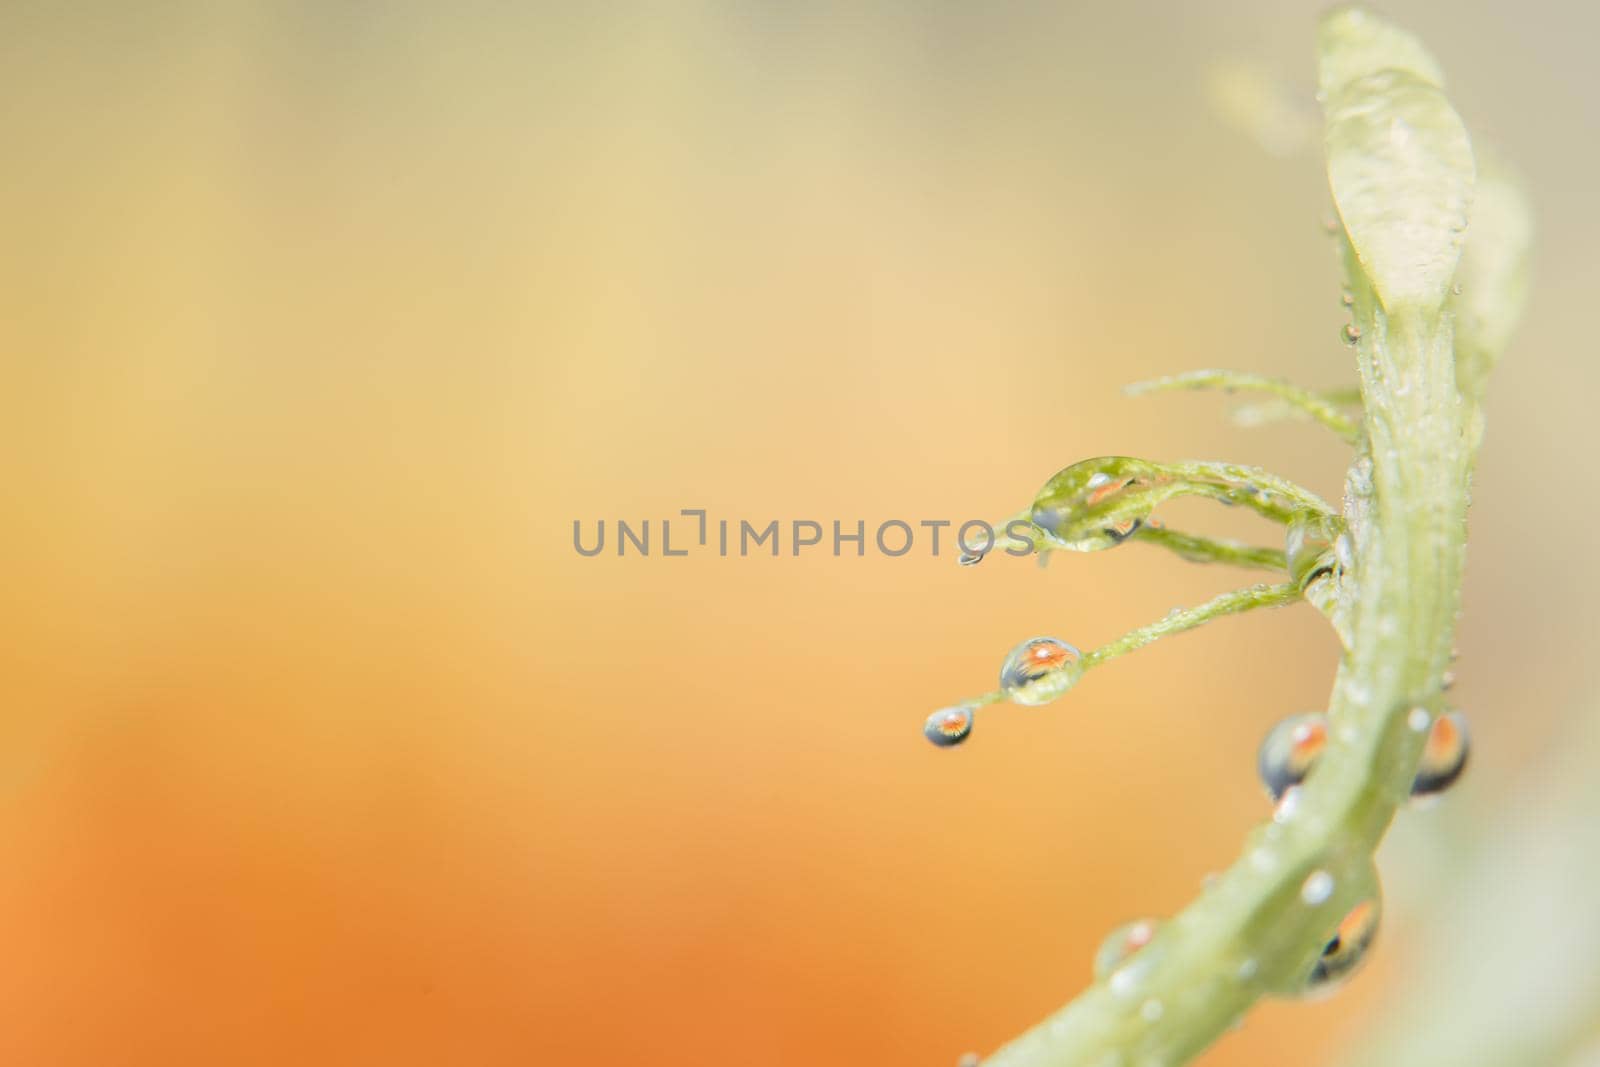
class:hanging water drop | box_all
[1257,712,1329,800]
[1093,919,1160,979]
[1411,709,1469,797]
[924,704,976,748]
[1307,898,1380,991]
[1000,637,1083,706]
[1030,457,1164,552]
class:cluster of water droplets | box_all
[920,638,1083,748]
[1242,702,1468,995]
[1060,704,1465,1008]
[1257,707,1470,802]
[921,416,1471,1023]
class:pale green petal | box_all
[1452,152,1534,404]
[1320,14,1475,312]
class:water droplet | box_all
[1451,281,1464,296]
[1407,706,1431,733]
[1000,637,1082,706]
[1301,870,1335,906]
[1286,514,1338,589]
[1236,958,1259,981]
[1093,919,1160,979]
[1307,898,1380,990]
[1339,289,1355,307]
[1411,709,1469,797]
[1108,950,1157,999]
[958,550,985,566]
[1030,458,1163,552]
[1257,712,1328,800]
[924,705,976,748]
[1140,999,1164,1022]
[1342,323,1362,345]
[1334,532,1355,571]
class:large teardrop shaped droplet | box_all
[1030,458,1164,552]
[1257,712,1329,801]
[1093,918,1161,980]
[923,704,976,748]
[999,637,1083,706]
[1411,709,1469,797]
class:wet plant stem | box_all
[981,257,1468,1067]
[976,11,1487,1065]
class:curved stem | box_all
[977,12,1480,1054]
[1128,369,1363,443]
[1128,526,1286,571]
[1079,582,1300,669]
[981,263,1467,1067]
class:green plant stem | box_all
[1081,582,1300,669]
[981,266,1467,1067]
[1128,526,1286,571]
[955,583,1302,713]
[1127,370,1363,443]
[945,11,1520,1063]
[1230,384,1362,431]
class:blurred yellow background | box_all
[3,2,1597,1065]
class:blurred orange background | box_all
[3,3,1597,1065]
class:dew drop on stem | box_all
[1306,897,1380,992]
[1000,637,1083,706]
[1257,712,1329,801]
[924,705,976,748]
[1093,919,1161,980]
[1411,709,1469,797]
